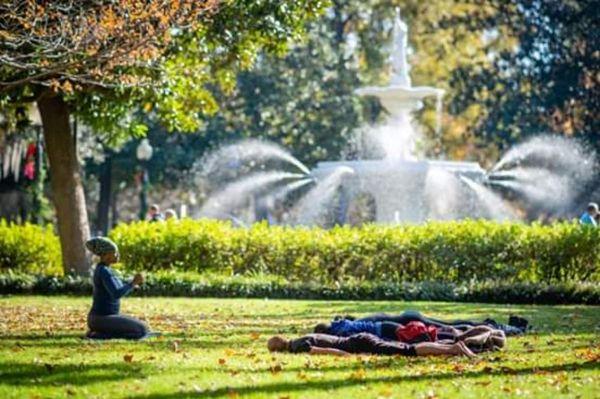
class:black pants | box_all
[88,313,148,339]
[344,333,417,356]
[356,310,482,330]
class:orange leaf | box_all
[123,354,134,363]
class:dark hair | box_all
[314,323,330,334]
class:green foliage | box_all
[0,1,329,140]
[0,221,62,275]
[109,219,600,283]
[1,272,598,304]
[3,219,598,285]
[445,0,599,155]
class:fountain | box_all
[195,9,596,226]
[311,8,486,223]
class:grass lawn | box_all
[0,296,598,399]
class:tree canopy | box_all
[0,0,327,136]
[0,0,327,274]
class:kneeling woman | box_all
[86,237,149,339]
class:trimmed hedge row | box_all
[110,219,600,283]
[0,221,62,275]
[2,220,599,284]
[0,272,598,305]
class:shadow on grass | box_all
[127,360,600,399]
[0,361,150,387]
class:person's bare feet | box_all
[454,341,476,358]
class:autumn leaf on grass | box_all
[580,349,600,362]
[270,363,283,374]
[224,349,237,357]
[250,332,261,341]
[452,363,466,373]
[349,368,366,380]
[123,354,134,363]
[218,358,227,366]
[297,371,308,380]
[227,389,239,399]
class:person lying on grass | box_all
[334,310,527,336]
[85,237,152,340]
[313,319,506,353]
[267,332,476,357]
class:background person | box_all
[148,204,165,222]
[164,209,178,220]
[579,202,598,226]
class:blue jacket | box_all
[579,212,597,226]
[329,319,382,338]
[90,263,133,315]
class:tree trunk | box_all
[37,94,90,275]
[96,149,112,235]
[111,188,119,228]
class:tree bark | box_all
[37,94,90,275]
[96,149,112,235]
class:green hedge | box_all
[0,221,62,275]
[1,219,599,284]
[109,219,600,283]
[0,272,598,305]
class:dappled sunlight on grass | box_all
[0,296,598,398]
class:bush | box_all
[109,219,600,283]
[0,221,62,275]
[0,272,598,305]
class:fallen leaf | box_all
[123,354,134,363]
[218,358,227,365]
[452,364,465,373]
[250,332,261,341]
[270,363,283,374]
[349,368,366,380]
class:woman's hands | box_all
[132,273,144,287]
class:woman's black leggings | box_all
[356,310,483,330]
[88,313,148,339]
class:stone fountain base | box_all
[311,159,486,224]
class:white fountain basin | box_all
[355,85,444,111]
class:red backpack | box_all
[396,321,438,343]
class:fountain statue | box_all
[390,8,411,87]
